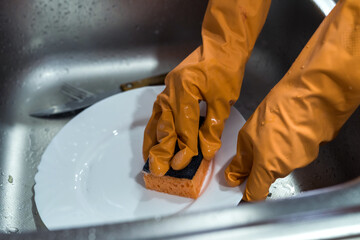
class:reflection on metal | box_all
[0,0,360,238]
[36,57,159,83]
[24,54,159,90]
[1,125,28,233]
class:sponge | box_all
[142,118,210,199]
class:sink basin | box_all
[1,0,360,238]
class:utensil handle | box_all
[120,73,167,91]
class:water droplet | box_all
[88,228,96,240]
[8,175,13,183]
[6,227,19,234]
[261,121,265,126]
[301,65,305,69]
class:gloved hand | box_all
[225,0,360,201]
[143,0,272,176]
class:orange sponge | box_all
[142,117,210,199]
[142,158,210,199]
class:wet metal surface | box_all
[0,0,359,238]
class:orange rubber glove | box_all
[225,0,360,201]
[143,0,272,176]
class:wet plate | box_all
[34,86,246,230]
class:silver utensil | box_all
[61,83,95,102]
[30,73,167,118]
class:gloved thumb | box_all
[224,125,273,201]
[224,133,276,201]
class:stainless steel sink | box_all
[1,0,360,239]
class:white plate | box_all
[34,86,246,230]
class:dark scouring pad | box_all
[142,117,205,180]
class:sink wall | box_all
[0,0,358,234]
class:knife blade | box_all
[30,73,167,118]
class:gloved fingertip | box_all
[224,169,244,187]
[142,148,151,162]
[149,154,170,177]
[241,192,252,202]
[238,199,251,205]
[199,138,219,161]
[170,148,195,170]
[242,173,271,202]
[242,191,262,202]
[202,149,216,161]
